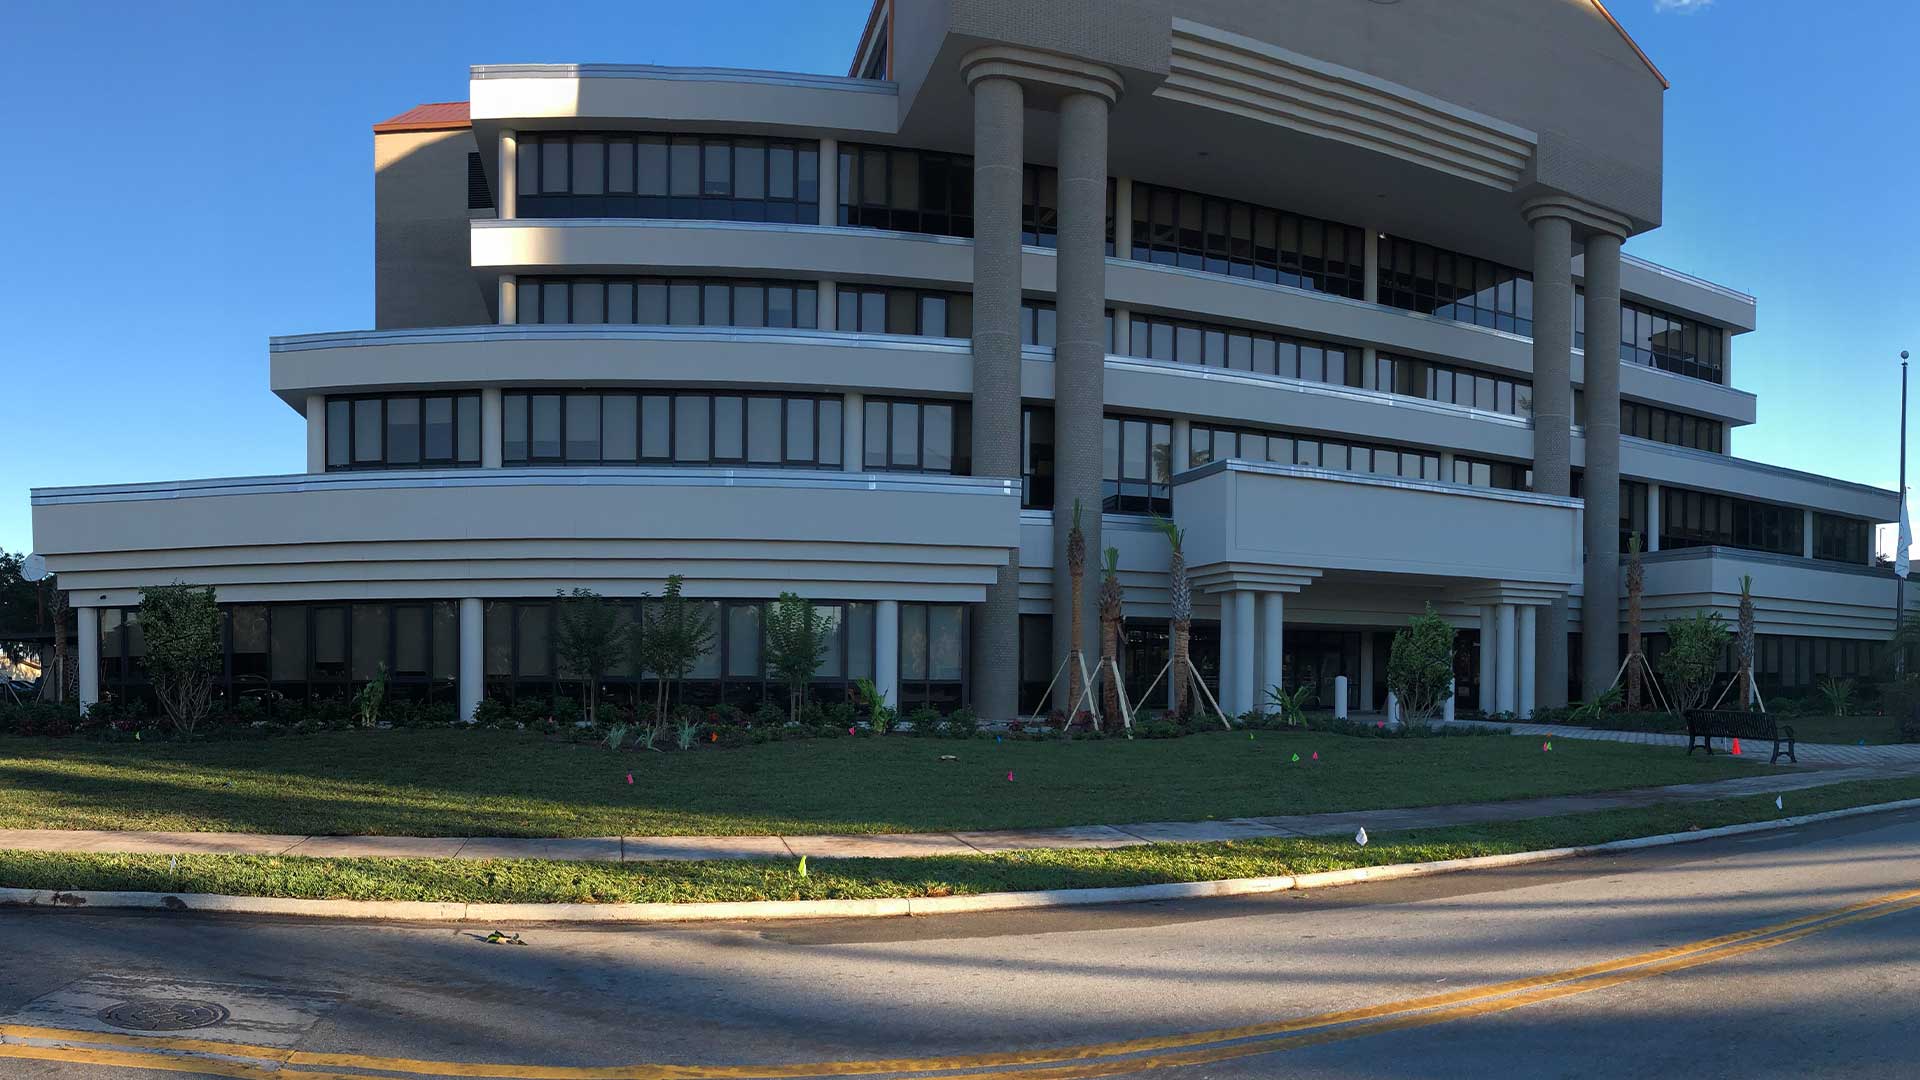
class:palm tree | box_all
[1737,574,1757,709]
[1098,546,1124,722]
[1065,500,1086,722]
[1152,513,1191,719]
[1625,533,1644,711]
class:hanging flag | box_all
[1899,487,1913,580]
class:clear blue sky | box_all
[2,0,1915,558]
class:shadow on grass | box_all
[0,729,1778,838]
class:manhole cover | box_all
[97,999,231,1032]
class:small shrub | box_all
[1818,677,1855,718]
[945,707,980,739]
[902,705,940,734]
[1658,611,1731,713]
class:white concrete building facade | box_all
[32,0,1907,722]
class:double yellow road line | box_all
[7,884,1919,1080]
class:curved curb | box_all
[6,797,1918,924]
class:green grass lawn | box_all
[0,728,1773,838]
[5,775,1911,905]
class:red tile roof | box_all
[373,101,471,134]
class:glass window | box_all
[325,400,350,468]
[424,397,454,462]
[727,604,762,678]
[675,395,710,462]
[748,397,782,463]
[603,395,638,461]
[565,394,600,461]
[714,396,744,460]
[531,394,562,460]
[352,400,382,464]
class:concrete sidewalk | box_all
[3,761,1913,864]
[1438,719,1920,767]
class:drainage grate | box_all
[97,999,231,1032]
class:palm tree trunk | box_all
[1171,619,1190,719]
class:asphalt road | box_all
[3,808,1918,1079]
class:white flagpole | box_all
[1899,352,1911,675]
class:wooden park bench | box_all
[1683,709,1797,764]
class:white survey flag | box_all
[1899,488,1913,580]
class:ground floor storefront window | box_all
[94,602,461,712]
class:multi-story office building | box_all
[32,0,1906,724]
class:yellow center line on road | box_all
[4,885,1917,1080]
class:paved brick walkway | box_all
[2,760,1913,864]
[1438,719,1920,768]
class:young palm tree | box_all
[1737,574,1757,708]
[1065,500,1086,722]
[1625,533,1644,711]
[1152,513,1191,719]
[1098,546,1124,721]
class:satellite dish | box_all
[20,554,48,583]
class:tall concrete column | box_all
[1258,592,1284,707]
[1050,90,1111,699]
[498,275,517,325]
[458,598,484,723]
[1646,481,1662,551]
[1518,606,1538,719]
[77,606,100,711]
[1109,306,1130,354]
[1218,595,1237,716]
[1231,590,1256,717]
[481,388,504,468]
[1524,208,1575,709]
[1479,605,1497,713]
[842,391,864,472]
[1170,417,1191,473]
[817,281,838,330]
[305,394,326,473]
[498,130,516,220]
[1582,230,1624,701]
[875,599,900,709]
[1496,604,1518,716]
[817,137,838,227]
[963,71,1024,722]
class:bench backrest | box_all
[1684,709,1780,739]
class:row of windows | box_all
[1622,401,1723,452]
[1620,299,1724,384]
[94,603,462,705]
[324,393,481,471]
[1128,182,1366,298]
[515,133,819,222]
[1659,487,1804,556]
[90,599,968,714]
[499,137,1728,387]
[502,391,844,468]
[1813,513,1870,564]
[1120,313,1359,388]
[1190,424,1444,484]
[485,598,966,711]
[837,144,974,238]
[1378,237,1534,337]
[1375,354,1532,417]
[862,399,970,474]
[515,277,820,329]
